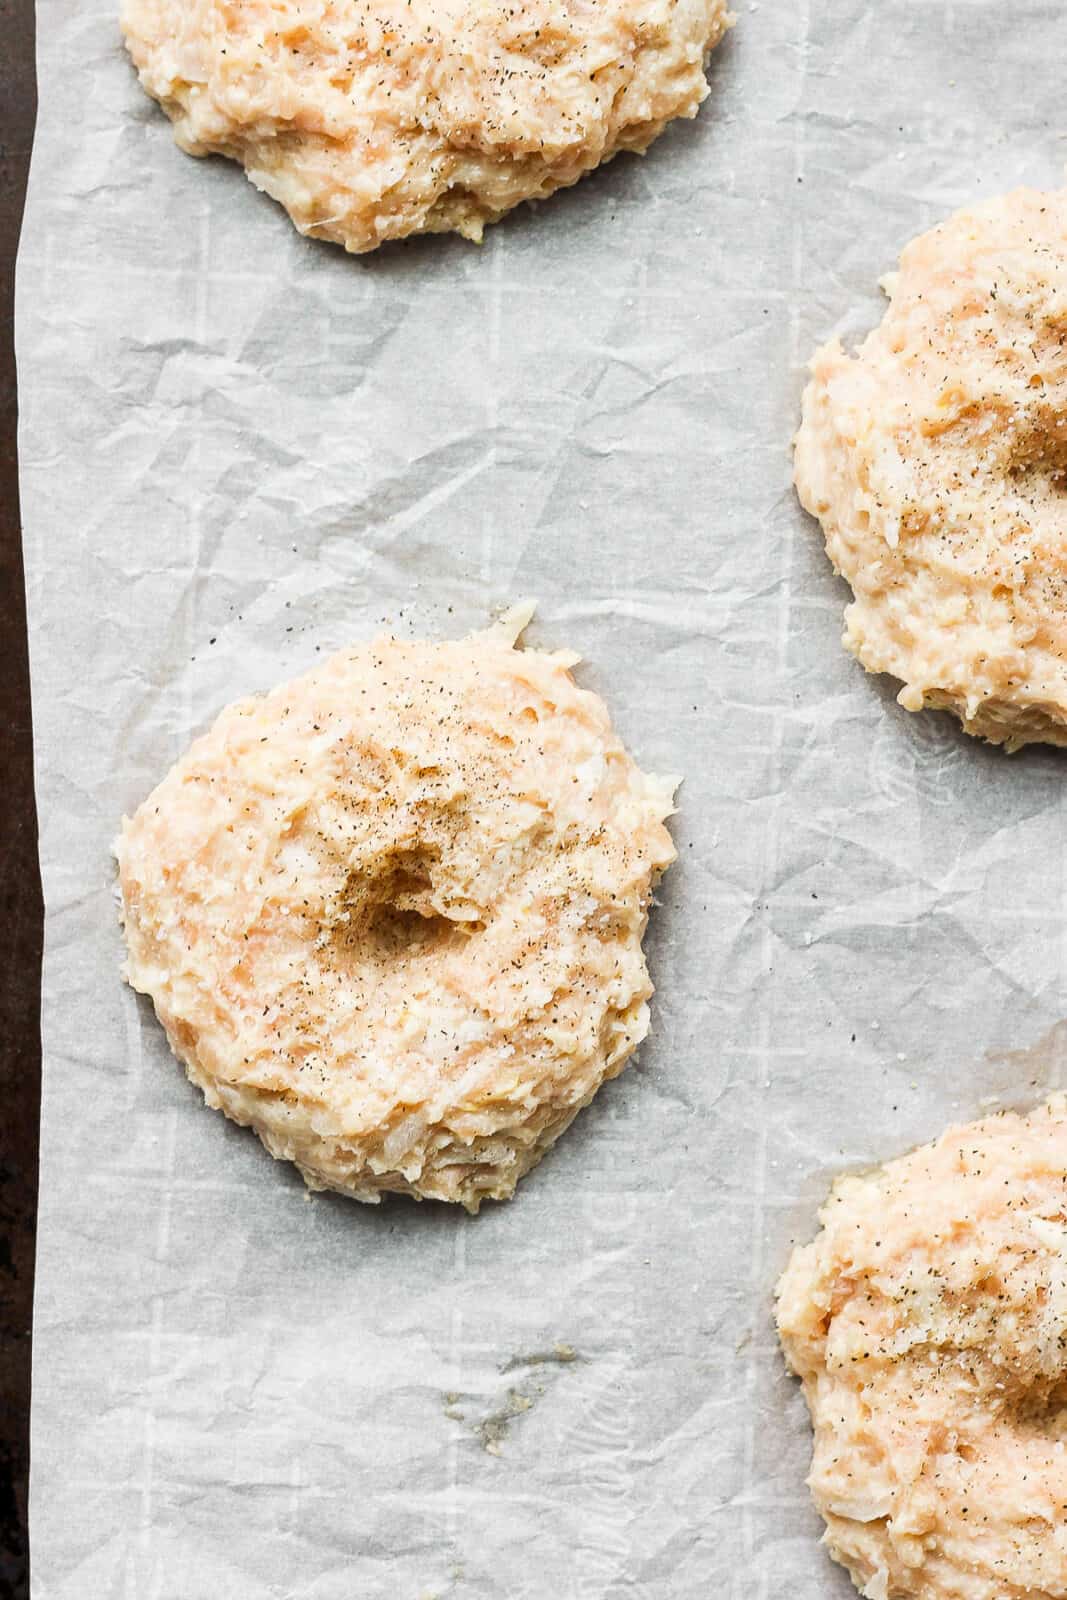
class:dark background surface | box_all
[0,0,40,1595]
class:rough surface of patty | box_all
[117,612,677,1211]
[795,188,1067,749]
[122,0,733,251]
[778,1097,1067,1599]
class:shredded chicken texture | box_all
[794,188,1067,749]
[116,611,677,1211]
[778,1097,1067,1600]
[121,0,733,251]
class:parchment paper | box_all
[16,1,1067,1594]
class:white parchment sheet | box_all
[15,1,1067,1594]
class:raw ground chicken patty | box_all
[116,612,677,1211]
[777,1097,1067,1600]
[120,0,734,252]
[794,187,1067,750]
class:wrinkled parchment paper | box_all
[16,1,1067,1594]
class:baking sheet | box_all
[15,1,1067,1594]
